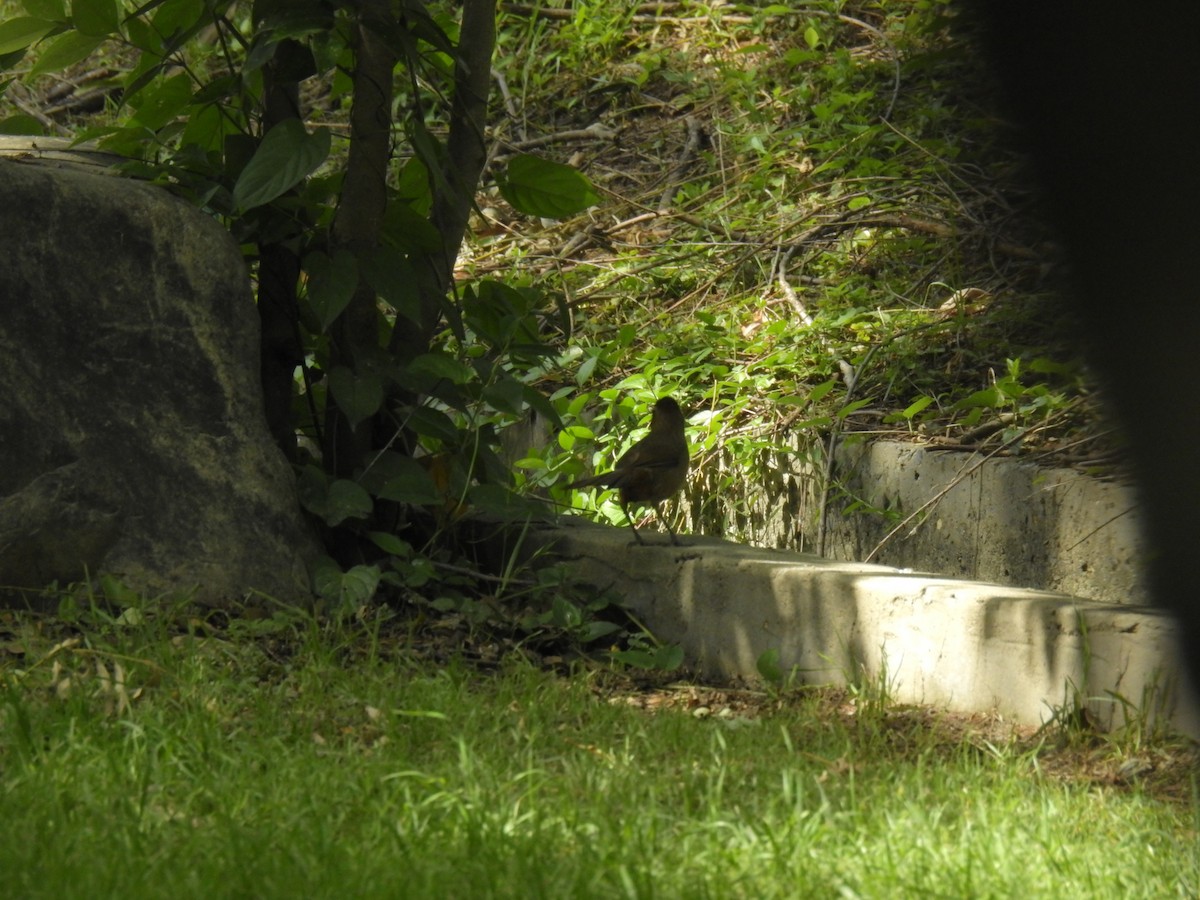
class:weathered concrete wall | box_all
[512,519,1194,737]
[820,440,1145,605]
[678,435,1145,605]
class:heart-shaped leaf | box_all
[498,154,600,219]
[233,119,330,210]
[328,366,384,427]
[303,249,358,333]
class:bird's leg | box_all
[661,507,681,546]
[621,500,646,545]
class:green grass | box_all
[0,609,1195,898]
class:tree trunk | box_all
[389,0,497,364]
[257,54,305,461]
[324,0,398,477]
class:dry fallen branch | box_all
[657,115,704,212]
[493,123,619,155]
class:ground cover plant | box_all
[0,0,1105,566]
[482,0,1099,544]
[0,604,1196,898]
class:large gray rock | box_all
[0,158,318,606]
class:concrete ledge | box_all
[824,440,1146,605]
[513,519,1197,737]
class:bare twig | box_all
[1064,506,1136,552]
[5,83,68,136]
[494,123,618,154]
[431,559,535,587]
[491,67,521,129]
[815,339,885,556]
[657,115,703,212]
[838,13,901,120]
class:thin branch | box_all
[657,115,703,212]
[838,13,902,120]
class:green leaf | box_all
[407,352,474,386]
[99,573,141,609]
[370,457,441,505]
[552,596,583,629]
[359,247,421,324]
[582,620,622,642]
[805,379,836,406]
[0,114,45,135]
[121,53,168,104]
[253,0,334,35]
[382,200,443,252]
[232,119,330,211]
[303,249,358,333]
[406,406,460,443]
[325,480,373,526]
[577,353,600,385]
[394,155,432,213]
[28,30,103,76]
[150,0,206,46]
[311,556,341,599]
[612,643,684,670]
[192,73,239,105]
[612,648,656,668]
[328,366,384,427]
[398,556,437,589]
[652,644,685,670]
[313,556,380,607]
[0,17,54,54]
[1028,357,1075,376]
[835,398,872,420]
[953,387,1000,412]
[380,1,455,55]
[360,451,445,506]
[498,154,600,219]
[757,648,784,685]
[340,565,381,605]
[243,32,281,74]
[124,15,160,52]
[481,376,526,415]
[557,424,593,451]
[367,531,412,557]
[407,116,453,202]
[900,395,934,419]
[522,385,563,430]
[792,415,833,430]
[72,0,119,36]
[129,72,192,130]
[297,466,373,526]
[21,0,65,19]
[179,99,231,153]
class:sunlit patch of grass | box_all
[0,610,1195,897]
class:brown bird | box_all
[568,397,690,545]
